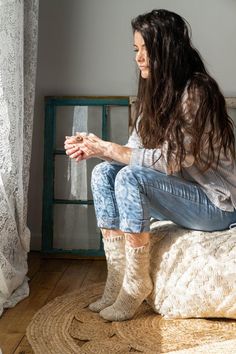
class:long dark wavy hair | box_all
[131,9,235,172]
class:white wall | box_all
[28,0,236,249]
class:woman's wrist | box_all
[104,141,131,164]
[102,141,113,160]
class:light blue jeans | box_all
[91,162,236,233]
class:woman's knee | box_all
[115,165,145,190]
[91,162,122,190]
[91,162,112,185]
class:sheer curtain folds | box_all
[0,0,39,316]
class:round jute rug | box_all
[26,283,236,354]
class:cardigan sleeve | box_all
[126,123,170,173]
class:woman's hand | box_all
[64,133,85,161]
[65,132,131,164]
[64,133,108,162]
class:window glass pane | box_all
[87,106,103,138]
[55,105,103,149]
[54,155,100,200]
[53,204,101,250]
[108,106,129,145]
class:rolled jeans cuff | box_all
[97,216,120,230]
[119,218,150,233]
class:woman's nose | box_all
[136,52,144,63]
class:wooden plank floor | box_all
[0,252,107,354]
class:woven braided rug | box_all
[26,283,236,354]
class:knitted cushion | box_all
[147,220,236,319]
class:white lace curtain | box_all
[0,0,39,316]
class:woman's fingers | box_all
[64,132,104,161]
[65,133,99,144]
[65,144,77,152]
[65,145,82,156]
[65,139,78,146]
[68,149,83,159]
[64,142,78,150]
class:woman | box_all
[64,9,236,321]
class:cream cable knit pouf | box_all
[147,220,236,319]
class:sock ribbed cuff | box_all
[103,234,125,244]
[125,242,150,254]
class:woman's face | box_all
[133,31,149,79]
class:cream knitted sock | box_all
[99,242,153,321]
[89,235,125,312]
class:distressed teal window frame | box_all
[42,96,130,257]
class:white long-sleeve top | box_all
[126,107,236,212]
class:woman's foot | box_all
[89,234,125,312]
[99,243,153,321]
